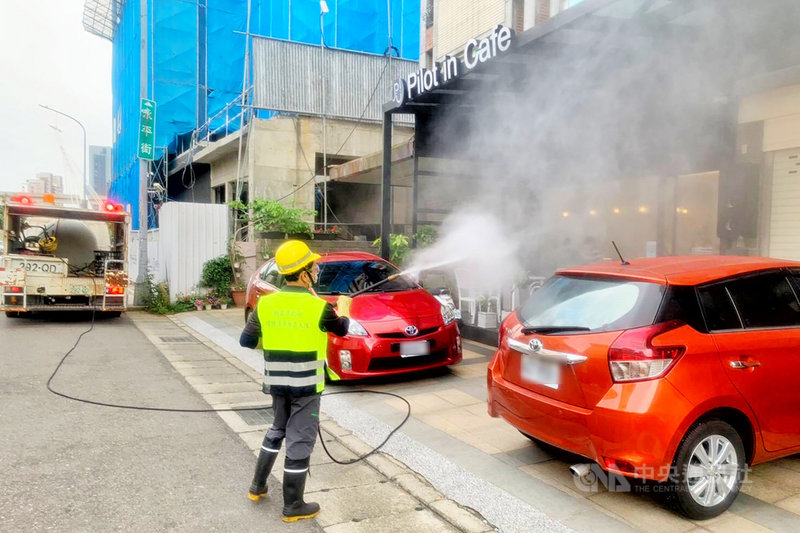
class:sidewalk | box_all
[129,311,496,532]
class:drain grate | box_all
[159,336,197,344]
[238,408,273,426]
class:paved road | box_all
[0,312,320,532]
[186,309,800,533]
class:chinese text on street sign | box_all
[137,98,156,160]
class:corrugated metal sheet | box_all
[157,202,229,301]
[253,37,417,122]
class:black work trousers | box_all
[261,394,320,470]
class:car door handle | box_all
[730,360,761,369]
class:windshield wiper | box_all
[521,325,592,335]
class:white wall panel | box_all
[769,148,800,260]
[158,202,229,301]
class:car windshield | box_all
[315,260,418,295]
[517,275,665,333]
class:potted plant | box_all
[313,225,340,240]
[231,281,247,308]
[476,296,499,329]
[194,298,204,311]
[220,296,232,310]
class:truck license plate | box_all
[521,355,560,389]
[400,341,430,358]
[12,260,65,275]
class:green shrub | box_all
[372,234,410,265]
[414,225,438,248]
[229,199,315,236]
[201,255,233,296]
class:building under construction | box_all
[82,0,421,230]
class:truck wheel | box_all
[103,311,122,318]
[5,311,28,318]
[667,420,745,520]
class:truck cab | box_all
[1,194,129,317]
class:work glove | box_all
[336,295,353,318]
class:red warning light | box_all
[11,195,33,205]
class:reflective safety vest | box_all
[257,289,328,396]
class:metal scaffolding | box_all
[82,0,125,41]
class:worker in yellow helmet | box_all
[239,240,352,522]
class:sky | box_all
[0,0,111,195]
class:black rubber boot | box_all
[247,449,279,502]
[281,470,319,522]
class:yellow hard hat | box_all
[275,240,321,275]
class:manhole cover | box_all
[237,408,273,426]
[159,336,197,344]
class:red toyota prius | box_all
[246,251,462,379]
[488,255,800,519]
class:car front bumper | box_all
[327,323,462,379]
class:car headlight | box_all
[440,304,457,326]
[347,318,368,336]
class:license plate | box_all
[400,341,430,358]
[521,355,560,389]
[12,260,64,275]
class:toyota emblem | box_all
[529,339,543,352]
[404,325,419,337]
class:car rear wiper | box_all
[521,325,592,335]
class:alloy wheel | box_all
[686,434,739,507]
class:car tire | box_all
[667,419,746,520]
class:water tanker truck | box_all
[0,194,129,317]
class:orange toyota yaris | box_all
[487,256,800,519]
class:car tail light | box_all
[608,320,686,382]
[10,286,23,293]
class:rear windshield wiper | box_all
[521,325,592,335]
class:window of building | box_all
[698,284,742,331]
[213,185,225,204]
[726,273,800,329]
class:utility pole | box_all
[135,0,149,306]
[320,1,329,230]
[39,105,87,207]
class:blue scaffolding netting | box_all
[109,0,420,229]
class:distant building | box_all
[89,146,112,196]
[24,173,64,195]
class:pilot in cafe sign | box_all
[137,98,156,161]
[393,25,515,106]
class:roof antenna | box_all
[612,241,630,265]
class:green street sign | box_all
[137,98,156,160]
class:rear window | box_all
[315,260,418,295]
[517,275,665,333]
